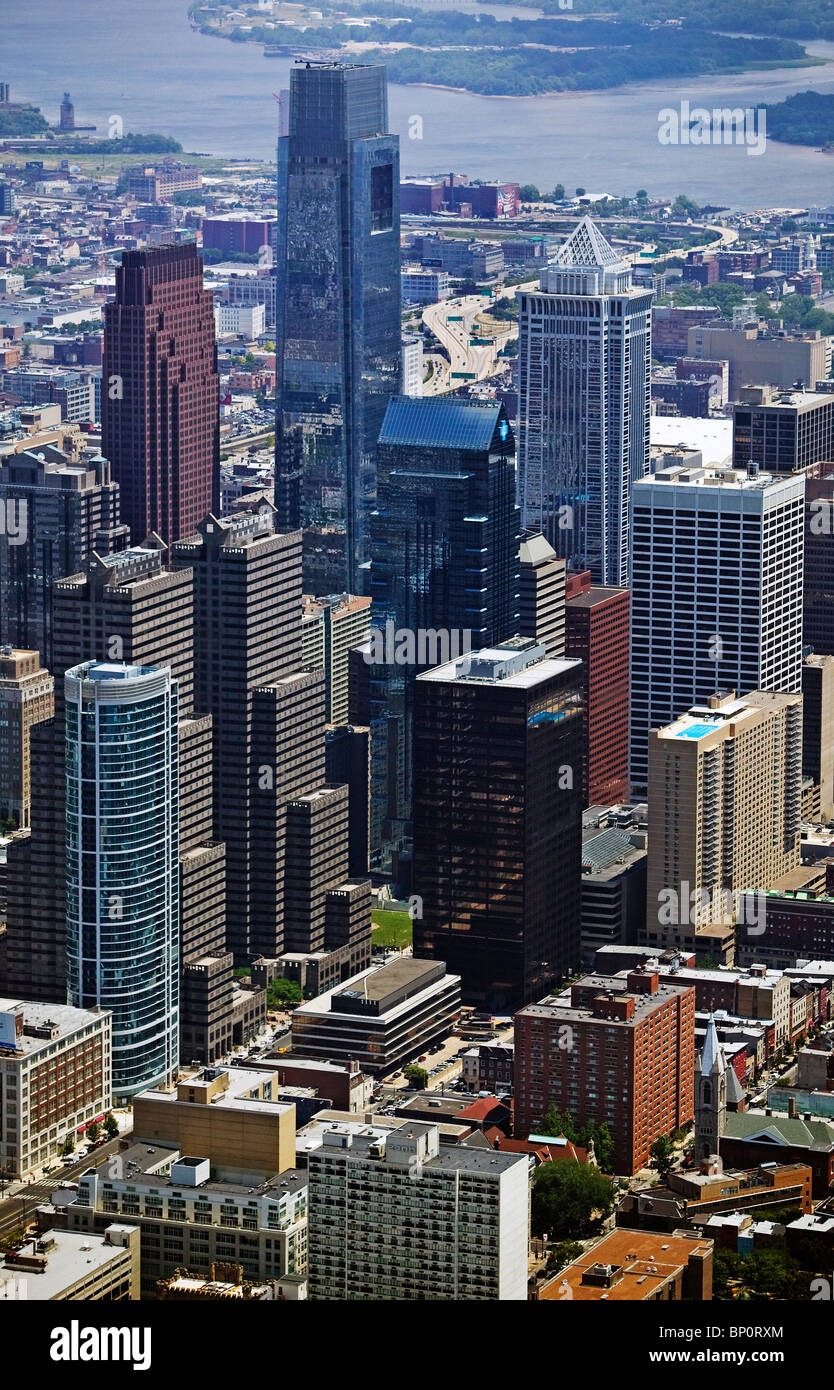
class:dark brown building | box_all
[102,244,219,547]
[565,570,630,808]
[412,637,584,1012]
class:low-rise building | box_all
[537,1228,713,1301]
[291,958,461,1075]
[0,1225,139,1301]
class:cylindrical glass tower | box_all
[65,660,179,1102]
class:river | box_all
[3,0,833,207]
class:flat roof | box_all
[0,1227,132,1300]
[0,998,109,1057]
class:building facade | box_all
[274,61,402,593]
[65,661,179,1101]
[629,462,804,793]
[517,217,651,585]
[412,638,583,1011]
[0,646,53,829]
[102,243,220,547]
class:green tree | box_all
[60,1135,75,1158]
[403,1064,428,1090]
[86,1120,101,1145]
[545,1239,583,1274]
[636,188,648,201]
[532,1163,616,1241]
[575,187,587,197]
[267,977,303,1006]
[103,1113,119,1140]
[519,183,540,201]
[650,1133,675,1183]
[553,183,565,200]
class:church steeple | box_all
[694,1014,727,1160]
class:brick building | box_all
[565,571,630,807]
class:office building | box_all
[364,395,521,874]
[0,647,53,829]
[102,243,220,546]
[646,691,803,960]
[518,533,565,659]
[65,661,179,1102]
[172,508,300,960]
[732,386,834,473]
[515,966,696,1174]
[804,462,834,655]
[400,268,450,303]
[629,462,804,793]
[3,543,194,1004]
[517,217,652,585]
[0,999,111,1181]
[202,216,271,257]
[126,162,202,201]
[291,957,460,1073]
[174,506,371,979]
[565,571,630,807]
[401,332,423,397]
[307,1120,529,1300]
[802,655,834,821]
[0,448,126,670]
[412,639,583,1010]
[68,1138,306,1296]
[301,592,372,725]
[274,61,401,592]
[0,1226,140,1302]
[687,322,828,397]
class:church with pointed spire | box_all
[694,1014,746,1159]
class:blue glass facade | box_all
[65,661,179,1101]
[275,62,402,594]
[362,396,521,876]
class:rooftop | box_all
[0,1227,134,1300]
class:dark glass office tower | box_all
[412,638,584,1012]
[359,396,521,877]
[275,61,402,593]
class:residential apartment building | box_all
[646,691,803,960]
[515,966,696,1174]
[307,1120,529,1300]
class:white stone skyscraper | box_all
[516,217,652,586]
[630,460,804,794]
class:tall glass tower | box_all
[65,660,179,1101]
[275,61,402,594]
[517,217,652,586]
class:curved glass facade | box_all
[65,661,179,1101]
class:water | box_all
[3,0,834,206]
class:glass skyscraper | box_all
[274,61,402,594]
[361,395,521,877]
[517,217,652,586]
[65,660,179,1101]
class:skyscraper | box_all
[362,395,521,874]
[412,637,583,1011]
[646,690,803,962]
[518,533,565,659]
[3,543,194,1003]
[65,660,179,1101]
[0,448,127,670]
[516,217,652,585]
[565,571,630,808]
[630,461,804,794]
[274,61,401,593]
[102,243,220,547]
[0,647,53,830]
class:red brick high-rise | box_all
[102,244,219,546]
[565,570,630,807]
[515,966,695,1174]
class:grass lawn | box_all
[371,909,413,949]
